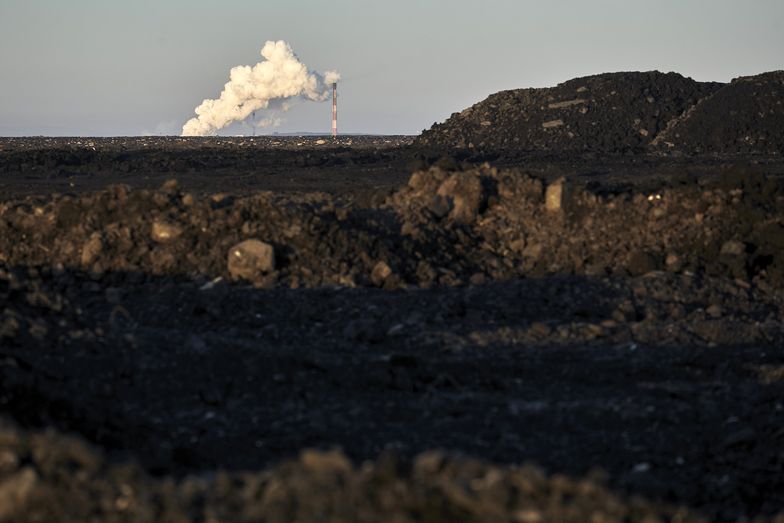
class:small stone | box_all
[0,449,19,474]
[542,119,564,129]
[547,99,586,109]
[628,251,660,276]
[509,238,526,254]
[720,240,746,256]
[151,220,183,243]
[371,261,393,286]
[706,304,722,318]
[469,273,486,285]
[227,240,275,280]
[427,195,452,218]
[522,243,543,259]
[315,139,326,145]
[300,449,352,473]
[0,467,37,521]
[545,177,565,212]
[161,179,179,193]
[81,233,103,266]
[665,253,681,270]
[585,323,605,338]
[436,172,483,223]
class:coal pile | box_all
[2,166,783,289]
[654,71,784,154]
[416,71,722,153]
[416,70,784,156]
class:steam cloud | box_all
[182,40,340,136]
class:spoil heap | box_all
[1,167,783,290]
[416,70,784,155]
[0,418,713,523]
[654,70,784,154]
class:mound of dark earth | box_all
[416,71,721,153]
[416,70,784,156]
[0,419,722,523]
[655,71,784,154]
[2,165,783,288]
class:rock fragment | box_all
[80,233,103,266]
[0,467,37,521]
[436,172,483,223]
[706,304,722,318]
[720,240,745,256]
[227,239,275,281]
[628,251,660,276]
[371,261,392,287]
[542,119,564,129]
[151,220,183,243]
[545,178,565,212]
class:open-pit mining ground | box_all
[0,137,783,522]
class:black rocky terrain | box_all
[655,71,784,155]
[416,71,784,156]
[1,68,784,522]
[0,135,414,199]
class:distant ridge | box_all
[416,70,784,155]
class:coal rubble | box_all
[2,70,784,522]
[416,70,784,156]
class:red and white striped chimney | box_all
[331,82,337,138]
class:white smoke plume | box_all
[182,40,340,136]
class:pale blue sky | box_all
[0,0,782,136]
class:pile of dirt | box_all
[0,418,731,523]
[1,165,783,289]
[416,70,784,155]
[416,71,722,153]
[654,71,784,154]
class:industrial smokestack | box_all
[181,40,340,136]
[332,82,337,138]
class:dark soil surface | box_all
[0,136,415,199]
[416,70,784,156]
[1,131,784,521]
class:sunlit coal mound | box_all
[416,70,784,156]
[654,70,784,154]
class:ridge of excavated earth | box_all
[416,70,784,155]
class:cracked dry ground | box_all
[1,153,784,522]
